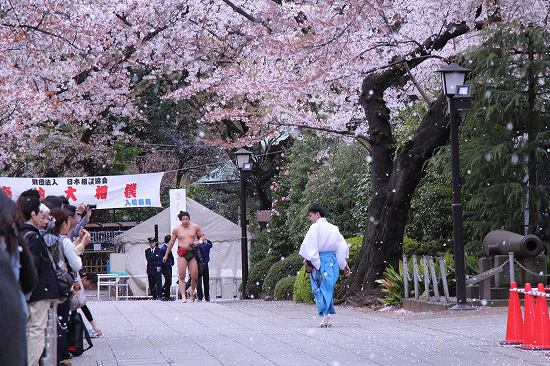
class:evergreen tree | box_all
[460,25,550,251]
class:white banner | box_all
[169,189,186,272]
[169,189,187,233]
[0,172,164,209]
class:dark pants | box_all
[160,266,172,300]
[57,297,71,363]
[148,272,162,300]
[185,263,210,301]
[198,263,210,301]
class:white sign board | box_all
[0,172,164,209]
[169,189,186,273]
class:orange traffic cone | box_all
[530,284,550,350]
[501,282,523,345]
[520,283,536,349]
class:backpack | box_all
[24,230,74,301]
[67,312,93,356]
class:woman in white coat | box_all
[50,208,86,366]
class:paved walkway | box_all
[73,300,549,366]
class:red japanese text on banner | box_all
[0,172,164,209]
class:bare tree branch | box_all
[0,22,85,51]
[220,0,272,33]
[114,12,132,27]
[361,55,448,75]
[268,121,355,137]
[403,61,433,105]
[220,0,261,23]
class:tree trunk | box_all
[336,94,450,303]
[332,14,492,303]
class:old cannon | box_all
[482,230,543,258]
[477,230,547,296]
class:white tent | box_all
[113,197,250,296]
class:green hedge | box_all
[293,266,314,303]
[274,276,296,300]
[249,229,271,264]
[246,256,279,299]
[346,236,363,269]
[262,253,303,298]
[333,236,362,294]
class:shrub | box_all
[375,263,405,305]
[333,236,363,294]
[403,236,422,255]
[345,236,363,270]
[274,276,296,300]
[246,256,278,299]
[262,253,303,297]
[250,228,271,264]
[293,266,314,303]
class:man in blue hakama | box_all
[299,204,351,327]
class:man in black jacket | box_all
[145,237,162,300]
[17,189,60,366]
[196,239,213,301]
[158,235,175,301]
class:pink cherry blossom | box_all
[1,0,547,173]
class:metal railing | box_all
[404,251,550,302]
[90,230,125,244]
[403,255,451,302]
[40,303,57,366]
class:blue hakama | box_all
[310,251,339,316]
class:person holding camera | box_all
[65,206,92,255]
[70,203,93,241]
[299,204,351,328]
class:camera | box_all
[82,204,97,217]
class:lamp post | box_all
[436,62,475,310]
[235,148,253,299]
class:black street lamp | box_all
[436,62,475,310]
[234,147,253,299]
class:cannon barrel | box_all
[482,230,543,257]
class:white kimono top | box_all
[299,218,349,270]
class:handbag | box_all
[45,244,74,299]
[70,279,87,311]
[305,260,314,273]
[68,312,93,356]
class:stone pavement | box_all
[72,299,549,366]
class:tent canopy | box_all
[113,197,251,296]
[113,197,246,246]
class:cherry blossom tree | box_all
[174,0,548,303]
[1,0,548,301]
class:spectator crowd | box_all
[0,188,101,366]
